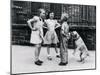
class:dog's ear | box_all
[76,32,80,38]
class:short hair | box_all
[37,8,45,16]
[61,13,69,21]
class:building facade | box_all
[11,1,96,50]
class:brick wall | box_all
[12,24,96,50]
[69,26,96,50]
[12,24,31,45]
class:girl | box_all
[59,13,70,66]
[44,12,61,60]
[27,9,45,66]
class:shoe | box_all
[56,55,60,58]
[77,60,83,62]
[35,61,42,66]
[65,62,68,65]
[38,60,43,63]
[47,56,52,60]
[59,62,68,66]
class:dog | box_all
[70,31,89,63]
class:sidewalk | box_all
[12,45,95,74]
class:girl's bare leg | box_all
[47,45,52,60]
[34,44,43,65]
[38,44,41,57]
[55,44,60,58]
[47,45,50,55]
[55,44,58,53]
[34,44,39,61]
[35,44,42,60]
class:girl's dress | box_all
[44,19,59,44]
[30,16,44,44]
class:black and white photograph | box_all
[11,0,96,74]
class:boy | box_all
[59,13,70,66]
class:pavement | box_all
[12,45,96,74]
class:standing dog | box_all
[71,31,89,63]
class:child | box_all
[44,12,61,60]
[59,13,70,66]
[27,8,45,66]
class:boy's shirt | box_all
[61,22,69,37]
